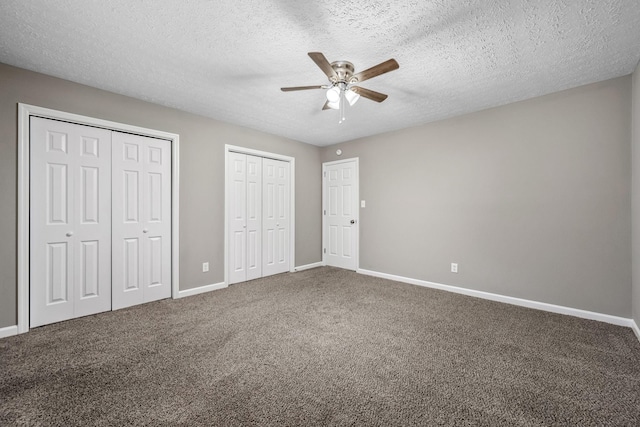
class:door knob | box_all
[350,220,356,224]
[143,229,149,233]
[66,231,74,237]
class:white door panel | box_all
[228,152,248,284]
[262,158,290,277]
[323,159,358,271]
[112,136,144,309]
[246,155,262,281]
[30,117,112,327]
[227,151,290,284]
[228,153,264,284]
[112,132,171,309]
[142,138,172,302]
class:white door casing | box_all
[323,158,359,271]
[112,132,172,310]
[30,117,112,327]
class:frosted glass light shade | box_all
[326,86,341,103]
[345,89,360,106]
[327,100,340,109]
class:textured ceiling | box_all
[1,0,640,146]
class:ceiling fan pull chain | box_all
[339,87,346,124]
[338,89,343,124]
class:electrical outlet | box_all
[451,263,458,273]
[361,200,366,208]
[202,262,209,273]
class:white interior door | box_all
[262,158,290,277]
[323,159,358,270]
[112,132,171,309]
[30,117,112,327]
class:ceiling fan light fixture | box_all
[345,89,360,106]
[326,86,341,103]
[281,52,399,123]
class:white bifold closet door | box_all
[228,153,290,285]
[30,117,112,328]
[30,119,172,327]
[112,132,172,310]
[229,153,263,284]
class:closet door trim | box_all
[17,103,180,334]
[224,144,296,286]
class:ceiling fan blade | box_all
[351,59,399,83]
[281,85,324,92]
[322,101,331,110]
[308,52,338,80]
[351,86,388,103]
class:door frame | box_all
[17,103,180,334]
[224,144,295,286]
[322,157,360,270]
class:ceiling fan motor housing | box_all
[330,61,355,84]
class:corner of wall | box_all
[632,60,640,330]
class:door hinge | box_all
[323,248,326,254]
[323,210,326,215]
[323,171,326,177]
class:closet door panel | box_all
[262,158,290,277]
[30,117,112,327]
[246,155,262,281]
[228,152,247,285]
[112,134,144,309]
[113,132,171,309]
[228,152,290,284]
[141,138,172,303]
[75,131,112,317]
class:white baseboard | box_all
[632,320,640,342]
[176,282,227,299]
[0,325,18,339]
[357,268,635,329]
[295,262,324,272]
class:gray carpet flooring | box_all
[1,266,639,426]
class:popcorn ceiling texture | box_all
[1,0,639,146]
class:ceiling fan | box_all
[281,52,399,123]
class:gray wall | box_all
[322,76,632,318]
[1,62,635,328]
[0,63,322,328]
[633,62,640,326]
